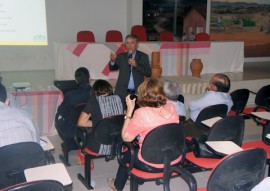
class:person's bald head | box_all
[208,73,230,93]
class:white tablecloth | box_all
[9,86,63,135]
[55,41,244,80]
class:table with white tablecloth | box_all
[9,86,63,135]
[55,41,244,80]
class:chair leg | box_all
[78,154,94,190]
[267,160,270,177]
[59,143,71,166]
[163,171,171,191]
[163,155,171,191]
[130,176,139,191]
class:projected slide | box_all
[0,0,48,45]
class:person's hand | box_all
[125,94,136,116]
[110,52,117,62]
[128,58,137,68]
[205,82,211,92]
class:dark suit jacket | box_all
[109,50,151,99]
[55,84,91,140]
[56,84,91,118]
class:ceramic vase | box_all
[190,59,203,78]
[151,51,162,78]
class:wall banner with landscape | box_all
[210,0,270,57]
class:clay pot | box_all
[152,67,162,78]
[190,59,203,78]
[151,51,162,78]
[151,51,160,67]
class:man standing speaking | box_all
[109,34,151,99]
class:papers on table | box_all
[24,163,72,186]
[251,111,270,120]
[206,141,243,155]
[40,136,55,151]
[266,134,270,140]
[201,116,222,127]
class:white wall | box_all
[0,0,142,72]
[0,0,268,83]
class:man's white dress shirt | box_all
[0,102,40,147]
[189,91,233,121]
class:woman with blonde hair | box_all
[108,78,179,191]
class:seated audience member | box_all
[185,73,233,137]
[108,78,179,191]
[163,81,186,118]
[55,67,91,142]
[0,82,39,147]
[189,73,233,122]
[77,79,125,168]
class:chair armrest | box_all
[116,142,136,173]
[171,166,197,191]
[74,125,91,150]
[250,106,270,126]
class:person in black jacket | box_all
[109,34,151,99]
[55,67,91,143]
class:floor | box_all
[47,61,270,191]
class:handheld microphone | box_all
[128,50,132,59]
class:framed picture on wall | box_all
[210,0,270,57]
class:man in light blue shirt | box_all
[0,82,39,147]
[189,73,233,122]
[183,73,233,137]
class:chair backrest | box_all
[207,148,266,191]
[94,115,125,146]
[131,25,148,41]
[207,116,245,146]
[159,31,174,41]
[230,88,250,114]
[195,32,210,41]
[54,80,79,95]
[0,142,49,189]
[77,30,95,42]
[2,180,65,191]
[106,30,123,42]
[141,123,185,165]
[195,104,228,131]
[255,85,270,108]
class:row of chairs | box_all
[77,30,123,43]
[75,108,268,190]
[77,28,173,43]
[52,83,270,190]
[183,84,270,178]
[74,114,268,191]
[2,84,268,190]
[77,25,210,43]
[54,83,269,168]
[1,120,266,191]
